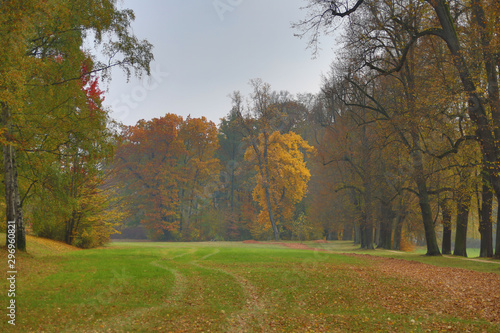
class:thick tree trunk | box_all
[363,224,374,250]
[392,212,404,251]
[470,0,498,259]
[440,199,452,255]
[410,133,441,256]
[479,180,493,257]
[377,201,393,249]
[496,206,500,259]
[361,195,375,250]
[454,192,471,257]
[353,222,360,245]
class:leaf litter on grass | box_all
[4,240,500,332]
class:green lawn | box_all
[1,239,499,332]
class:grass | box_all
[0,238,498,332]
[303,241,500,274]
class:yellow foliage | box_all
[245,131,315,229]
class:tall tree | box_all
[234,80,282,240]
[1,0,153,250]
[177,116,221,238]
[25,62,119,247]
[245,131,314,238]
[295,0,500,257]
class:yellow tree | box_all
[245,131,314,237]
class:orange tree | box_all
[113,115,220,241]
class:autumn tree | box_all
[1,0,153,250]
[295,0,500,257]
[113,115,220,241]
[24,62,121,247]
[216,108,256,239]
[177,116,221,239]
[234,81,281,240]
[234,80,318,240]
[114,115,184,239]
[245,131,314,238]
[311,68,418,250]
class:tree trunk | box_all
[496,201,500,259]
[440,199,452,255]
[262,132,279,241]
[359,219,366,248]
[3,104,26,251]
[4,144,16,245]
[441,216,452,255]
[410,133,440,256]
[479,179,493,257]
[469,0,498,259]
[353,223,360,245]
[392,212,404,251]
[454,191,471,257]
[363,224,375,250]
[377,201,393,249]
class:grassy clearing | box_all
[0,238,499,332]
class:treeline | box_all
[111,80,315,242]
[293,0,500,257]
[3,0,500,259]
[112,69,498,259]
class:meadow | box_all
[1,237,499,332]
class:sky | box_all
[101,0,340,126]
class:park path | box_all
[192,249,269,332]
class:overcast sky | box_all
[102,0,340,126]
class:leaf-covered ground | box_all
[1,240,499,332]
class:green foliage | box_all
[0,0,153,249]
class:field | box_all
[1,237,499,332]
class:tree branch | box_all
[365,27,446,75]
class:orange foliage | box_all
[114,114,220,240]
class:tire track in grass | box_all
[191,248,268,332]
[149,260,187,304]
[70,249,193,332]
